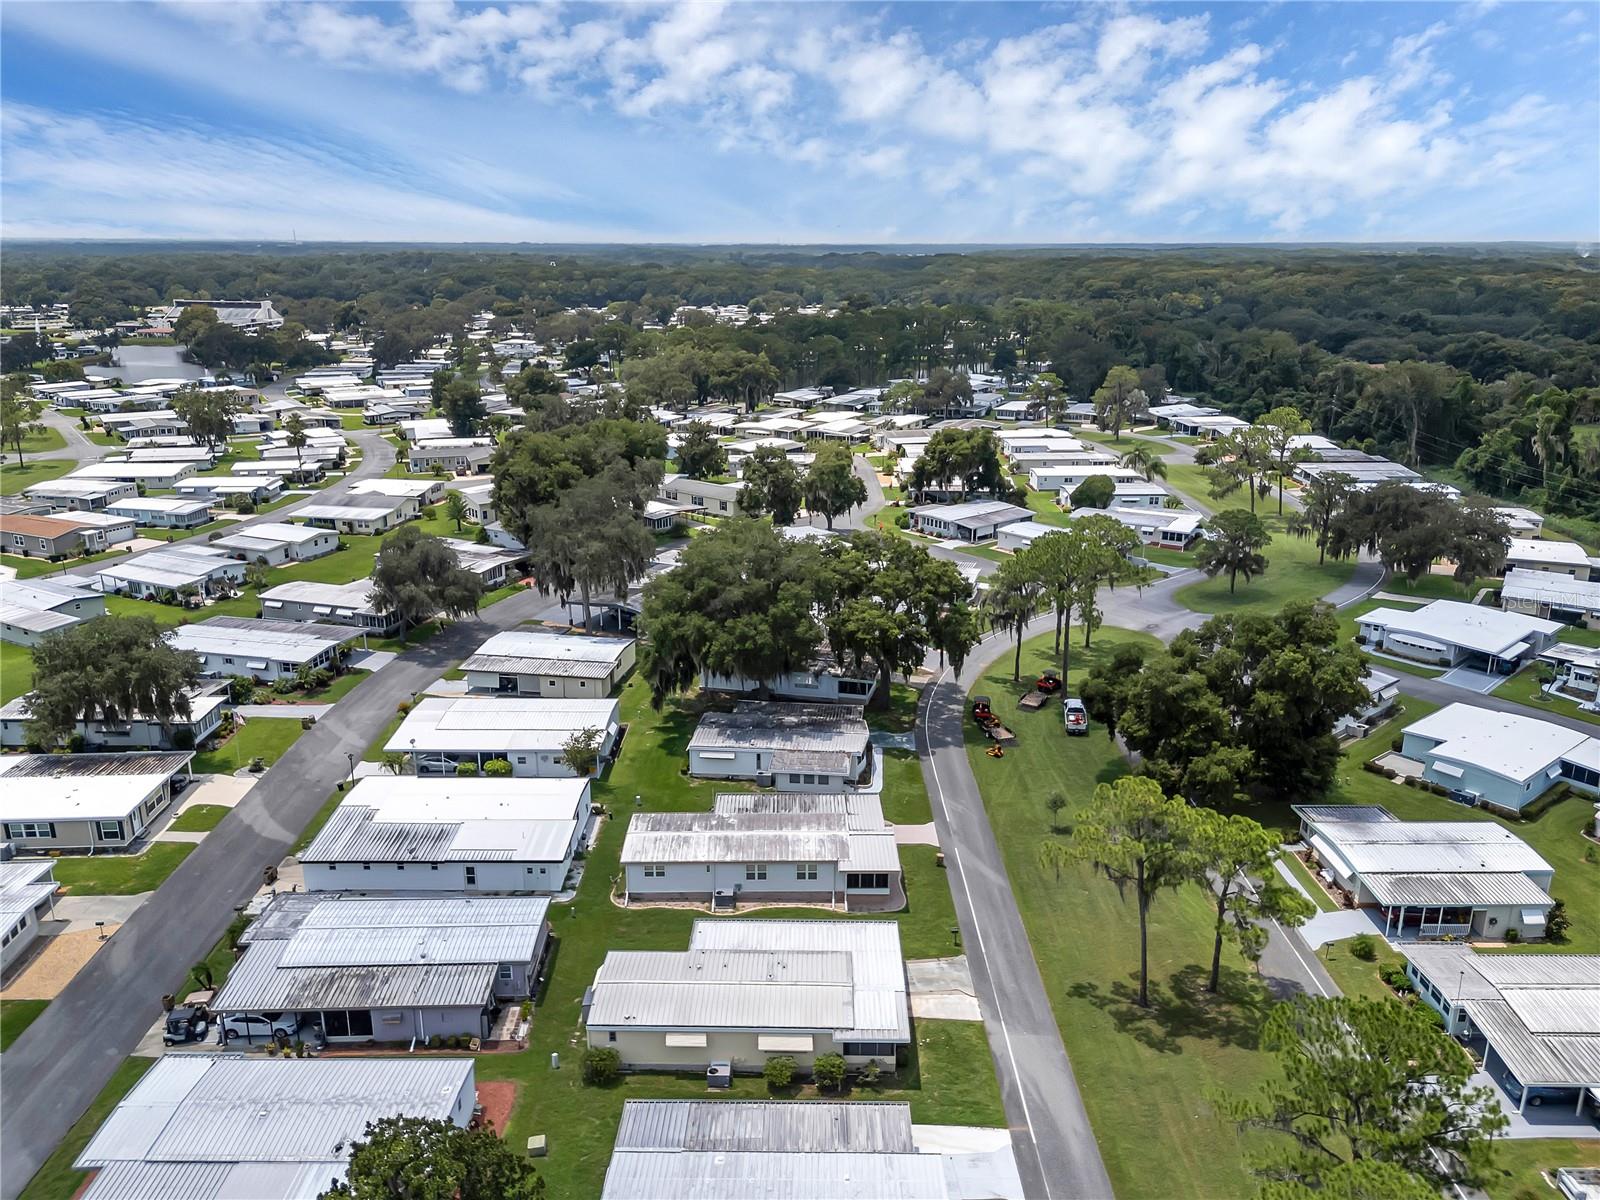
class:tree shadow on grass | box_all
[1066,963,1269,1056]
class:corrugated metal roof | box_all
[167,617,356,659]
[689,703,870,756]
[211,939,498,1011]
[601,1151,950,1199]
[82,1160,350,1200]
[715,792,887,832]
[387,697,619,753]
[1468,1002,1600,1087]
[461,630,632,678]
[1473,954,1600,988]
[0,752,191,780]
[613,1100,916,1153]
[589,979,853,1031]
[78,1056,472,1169]
[1291,804,1397,824]
[1361,872,1553,908]
[1502,989,1599,1035]
[841,832,901,874]
[621,812,851,865]
[1309,820,1553,876]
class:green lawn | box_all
[1021,488,1071,527]
[2,641,35,703]
[1,998,49,1051]
[0,459,76,495]
[1380,572,1480,602]
[2,546,134,579]
[1137,544,1197,568]
[880,748,933,825]
[1175,520,1355,615]
[166,804,231,833]
[52,843,195,894]
[18,427,67,454]
[1494,667,1600,726]
[1276,852,1337,912]
[1159,462,1218,512]
[865,683,921,734]
[965,628,1284,1200]
[17,1057,155,1200]
[1319,936,1406,1003]
[190,717,305,775]
[1482,1140,1600,1200]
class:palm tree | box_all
[1531,407,1566,488]
[982,558,1043,681]
[1118,444,1168,482]
[444,491,469,532]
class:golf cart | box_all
[163,1005,211,1046]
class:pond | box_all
[87,344,206,384]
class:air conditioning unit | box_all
[706,1061,731,1089]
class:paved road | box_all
[39,408,113,463]
[917,619,1115,1200]
[0,587,559,1198]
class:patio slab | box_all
[907,956,983,1021]
[1300,908,1387,948]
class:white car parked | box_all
[219,1011,301,1043]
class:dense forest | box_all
[4,244,1597,523]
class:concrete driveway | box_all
[1437,665,1507,694]
[1300,909,1387,948]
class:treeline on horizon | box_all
[4,246,1598,526]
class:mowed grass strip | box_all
[965,628,1281,1200]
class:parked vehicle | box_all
[972,695,1016,744]
[1035,670,1063,694]
[162,1005,210,1046]
[1063,697,1089,735]
[219,1011,301,1043]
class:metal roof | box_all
[1304,817,1553,876]
[689,703,870,756]
[601,1151,950,1199]
[1401,947,1600,1087]
[1403,702,1597,784]
[82,1160,346,1200]
[589,951,855,1032]
[1360,872,1553,908]
[1358,602,1562,659]
[299,779,585,865]
[622,811,851,865]
[461,630,633,678]
[77,1056,472,1168]
[387,696,619,754]
[166,617,356,662]
[714,792,887,833]
[613,1100,916,1153]
[0,859,56,925]
[1291,804,1397,825]
[211,939,499,1011]
[0,752,192,822]
[257,579,376,610]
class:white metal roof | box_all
[166,616,356,663]
[214,521,329,547]
[1360,872,1553,908]
[461,630,633,678]
[689,703,869,756]
[1358,600,1562,657]
[601,1150,949,1200]
[0,752,193,823]
[1305,816,1552,877]
[714,792,887,832]
[1501,569,1600,612]
[386,696,618,754]
[909,500,1032,525]
[0,858,56,925]
[258,579,376,610]
[300,776,588,865]
[76,1056,472,1169]
[2,576,101,612]
[1505,538,1593,568]
[1404,702,1597,784]
[105,497,212,517]
[621,811,852,865]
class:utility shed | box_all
[299,775,592,893]
[461,630,636,698]
[73,1056,476,1200]
[212,893,550,1044]
[601,1099,1025,1200]
[687,703,871,792]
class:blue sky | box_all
[2,1,1595,243]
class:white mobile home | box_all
[257,579,398,635]
[687,702,871,791]
[701,655,879,705]
[908,500,1032,543]
[1503,537,1594,580]
[0,857,58,975]
[1398,702,1599,813]
[296,493,418,535]
[22,478,137,511]
[212,893,550,1044]
[386,696,620,778]
[68,461,199,488]
[104,497,214,530]
[461,630,635,698]
[212,522,338,565]
[621,791,899,910]
[95,545,247,600]
[586,919,909,1073]
[165,616,357,681]
[173,476,284,504]
[299,776,592,894]
[0,578,106,648]
[407,438,494,475]
[0,752,194,853]
[1356,600,1561,673]
[0,684,227,752]
[1501,569,1600,629]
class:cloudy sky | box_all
[2,1,1595,244]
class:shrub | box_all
[1379,964,1410,991]
[812,1053,846,1092]
[762,1055,797,1090]
[272,677,297,695]
[266,1042,281,1056]
[396,700,412,715]
[483,758,512,777]
[581,1047,620,1086]
[1350,934,1378,962]
[892,510,910,529]
[1390,736,1403,752]
[428,1035,442,1049]
[455,762,478,777]
[1381,767,1397,780]
[860,1059,881,1086]
[171,728,196,751]
[1403,776,1418,788]
[1362,760,1386,776]
[67,732,86,754]
[1504,927,1520,944]
[300,715,316,730]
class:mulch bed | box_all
[476,1080,519,1136]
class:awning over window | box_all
[665,1032,708,1048]
[247,660,269,670]
[1520,908,1547,926]
[1431,762,1465,780]
[757,1034,814,1053]
[698,751,737,761]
